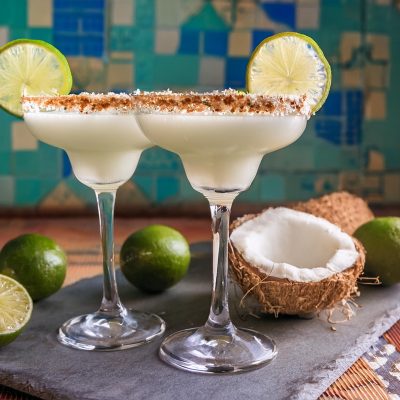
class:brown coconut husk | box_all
[291,191,374,235]
[228,191,370,316]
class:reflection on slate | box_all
[1,243,400,400]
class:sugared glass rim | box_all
[134,89,310,117]
[22,92,135,114]
[22,90,311,117]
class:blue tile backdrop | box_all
[0,0,399,211]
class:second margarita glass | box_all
[136,90,309,373]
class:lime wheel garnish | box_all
[0,39,72,117]
[246,32,331,113]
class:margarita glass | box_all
[136,90,309,373]
[22,93,166,351]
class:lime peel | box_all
[246,32,331,114]
[0,39,73,117]
[120,225,191,293]
[0,233,67,301]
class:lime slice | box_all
[0,274,32,347]
[246,32,331,113]
[0,39,72,117]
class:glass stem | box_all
[205,202,235,334]
[95,190,124,316]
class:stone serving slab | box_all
[1,242,400,400]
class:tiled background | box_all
[0,0,399,212]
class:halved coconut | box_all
[229,207,365,315]
[291,191,374,235]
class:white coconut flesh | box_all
[230,207,359,282]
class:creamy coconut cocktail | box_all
[23,94,149,189]
[136,90,308,202]
[22,93,166,351]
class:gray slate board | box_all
[1,242,400,400]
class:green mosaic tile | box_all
[178,176,203,202]
[132,174,154,201]
[0,152,11,174]
[135,53,155,89]
[137,148,182,172]
[40,179,60,200]
[13,151,40,178]
[65,177,97,206]
[260,173,286,202]
[314,141,342,170]
[314,173,339,195]
[9,29,30,41]
[110,27,135,51]
[0,176,14,205]
[236,176,260,203]
[38,144,62,178]
[0,0,27,28]
[341,148,361,170]
[261,143,314,172]
[28,28,53,42]
[132,29,155,52]
[135,0,155,28]
[15,178,41,205]
[182,2,228,31]
[153,55,199,88]
[286,173,317,201]
[320,1,360,33]
[364,122,397,148]
[382,148,400,170]
[0,113,14,151]
[301,31,338,62]
[156,175,180,203]
[367,4,391,33]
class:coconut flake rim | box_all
[230,207,359,283]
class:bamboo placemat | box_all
[0,217,399,400]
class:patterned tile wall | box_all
[0,0,399,212]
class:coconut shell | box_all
[291,191,374,235]
[229,192,370,315]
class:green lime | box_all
[120,225,191,293]
[354,217,400,285]
[0,233,67,301]
[0,274,32,347]
[246,32,331,113]
[0,39,72,117]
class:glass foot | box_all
[58,309,166,351]
[159,326,277,374]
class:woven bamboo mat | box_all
[0,218,399,400]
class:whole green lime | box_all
[120,225,191,293]
[0,233,67,301]
[354,217,400,285]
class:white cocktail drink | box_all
[136,90,309,373]
[23,94,165,351]
[24,113,149,190]
[138,113,306,201]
